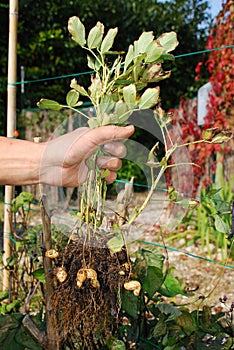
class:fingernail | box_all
[126,125,134,130]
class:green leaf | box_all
[37,99,62,111]
[142,247,165,269]
[202,128,218,141]
[123,84,136,107]
[109,339,126,350]
[145,41,164,63]
[134,31,154,56]
[6,300,21,313]
[15,326,43,350]
[124,44,134,72]
[68,16,86,47]
[107,234,124,253]
[32,268,45,283]
[142,266,163,298]
[0,291,8,302]
[157,303,182,319]
[100,27,118,53]
[66,89,79,107]
[121,290,139,319]
[138,87,160,109]
[214,215,230,234]
[12,191,34,212]
[87,21,104,49]
[157,32,179,53]
[159,273,187,297]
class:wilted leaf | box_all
[175,311,196,333]
[37,99,62,111]
[89,77,102,99]
[211,131,233,144]
[152,315,167,337]
[138,87,160,109]
[68,16,86,47]
[66,89,79,107]
[187,199,200,210]
[100,27,118,53]
[70,79,89,96]
[107,234,124,253]
[157,31,179,52]
[87,21,104,49]
[123,84,136,107]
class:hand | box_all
[40,125,134,187]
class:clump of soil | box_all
[51,236,131,349]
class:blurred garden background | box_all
[0,1,233,349]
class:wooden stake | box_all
[3,0,18,291]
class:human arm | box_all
[0,125,134,187]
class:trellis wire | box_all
[7,44,234,86]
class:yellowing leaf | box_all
[87,21,104,49]
[37,99,62,110]
[124,44,134,71]
[134,31,154,56]
[123,84,136,107]
[138,87,160,109]
[107,234,124,253]
[68,16,86,47]
[66,89,79,107]
[70,79,89,96]
[211,131,233,144]
[157,32,179,53]
[145,42,163,63]
[100,27,118,53]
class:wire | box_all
[7,45,234,86]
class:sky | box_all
[209,0,223,18]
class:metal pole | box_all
[3,0,18,291]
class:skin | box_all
[0,125,134,187]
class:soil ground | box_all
[0,191,233,314]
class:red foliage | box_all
[170,0,234,193]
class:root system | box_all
[51,235,131,349]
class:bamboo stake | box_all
[3,0,18,291]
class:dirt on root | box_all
[51,237,131,349]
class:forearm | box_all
[0,137,45,186]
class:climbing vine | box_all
[172,0,234,192]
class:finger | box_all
[97,156,122,171]
[86,125,134,146]
[103,141,127,158]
